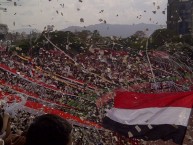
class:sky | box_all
[0,0,168,31]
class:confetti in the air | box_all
[80,18,84,22]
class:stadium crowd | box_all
[0,45,193,145]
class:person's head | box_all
[25,114,72,145]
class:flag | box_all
[103,91,193,145]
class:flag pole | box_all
[145,38,156,84]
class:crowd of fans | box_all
[0,43,193,145]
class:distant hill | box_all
[10,28,40,34]
[63,23,166,38]
[11,23,165,37]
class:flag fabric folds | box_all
[103,91,193,145]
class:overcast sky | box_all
[0,0,167,31]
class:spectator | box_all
[25,114,72,145]
[0,114,4,145]
[0,112,10,137]
[3,111,26,145]
[0,112,11,140]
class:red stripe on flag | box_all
[114,91,193,109]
